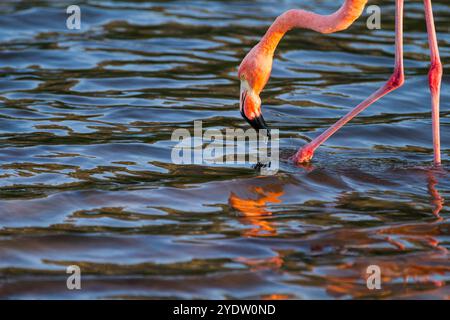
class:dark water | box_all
[0,0,449,299]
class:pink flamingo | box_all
[238,0,442,165]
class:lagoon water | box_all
[0,0,449,299]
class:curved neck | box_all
[259,0,367,54]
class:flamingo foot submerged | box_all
[290,146,314,164]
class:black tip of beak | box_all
[241,111,271,138]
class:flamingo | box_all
[238,0,443,165]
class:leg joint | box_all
[387,68,405,89]
[428,60,443,93]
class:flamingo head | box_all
[238,45,273,136]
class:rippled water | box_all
[0,0,449,299]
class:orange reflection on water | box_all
[325,253,450,299]
[229,186,283,217]
[261,294,294,300]
[229,184,284,237]
[234,254,285,272]
[229,182,286,279]
[427,169,445,219]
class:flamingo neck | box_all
[259,0,367,54]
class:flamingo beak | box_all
[241,109,270,132]
[240,89,271,138]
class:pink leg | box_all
[291,0,405,163]
[424,0,442,165]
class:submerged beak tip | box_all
[240,110,271,138]
[240,88,270,136]
[250,114,270,133]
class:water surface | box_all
[0,0,449,299]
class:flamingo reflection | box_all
[229,181,287,277]
[326,168,448,298]
[325,252,450,299]
[427,168,445,219]
[229,183,284,237]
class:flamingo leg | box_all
[292,0,405,163]
[424,0,442,165]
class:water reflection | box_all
[427,168,445,219]
[229,179,284,237]
[323,250,450,299]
